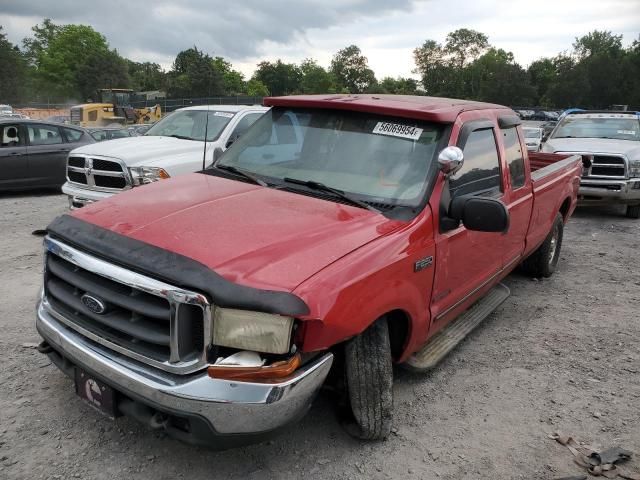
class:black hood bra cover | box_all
[46,215,310,316]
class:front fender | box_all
[294,207,436,362]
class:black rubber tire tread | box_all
[344,318,393,440]
[522,213,564,278]
[626,204,640,219]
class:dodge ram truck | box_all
[62,104,267,209]
[542,110,640,218]
[36,95,583,447]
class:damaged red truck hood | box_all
[72,173,402,291]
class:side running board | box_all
[405,283,511,371]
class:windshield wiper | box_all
[216,164,267,187]
[282,177,381,213]
[168,134,194,140]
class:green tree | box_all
[413,39,451,96]
[252,60,301,96]
[167,47,224,97]
[246,78,269,96]
[376,77,419,95]
[299,58,335,94]
[77,49,130,100]
[212,56,246,95]
[0,26,28,102]
[445,28,489,68]
[573,30,623,59]
[470,48,535,105]
[330,45,376,93]
[22,18,60,66]
[27,23,130,99]
[544,54,589,108]
[128,61,166,92]
[527,58,555,105]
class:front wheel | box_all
[626,204,640,219]
[522,213,564,278]
[344,318,393,440]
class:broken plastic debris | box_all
[214,351,265,367]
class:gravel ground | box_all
[1,190,639,480]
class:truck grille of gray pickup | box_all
[67,155,130,190]
[43,237,210,374]
[587,155,627,179]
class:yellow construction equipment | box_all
[70,89,162,127]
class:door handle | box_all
[9,152,21,156]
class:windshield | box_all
[524,128,541,139]
[215,108,444,208]
[145,110,235,141]
[552,116,640,141]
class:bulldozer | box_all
[70,89,162,127]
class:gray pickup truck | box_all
[542,111,640,218]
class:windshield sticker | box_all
[617,130,636,135]
[373,122,423,140]
[214,111,234,118]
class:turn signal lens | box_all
[208,353,301,381]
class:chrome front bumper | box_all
[61,182,117,209]
[36,299,333,443]
[579,178,640,205]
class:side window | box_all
[450,128,501,197]
[88,111,98,122]
[230,113,263,139]
[1,125,21,147]
[502,128,526,189]
[28,125,63,145]
[62,127,83,143]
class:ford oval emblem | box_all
[81,293,106,314]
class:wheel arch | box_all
[559,196,572,221]
[383,309,412,361]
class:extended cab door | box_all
[430,114,506,327]
[25,123,69,186]
[497,117,532,269]
[0,123,29,189]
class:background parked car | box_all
[0,119,94,191]
[523,127,544,151]
[86,126,136,142]
[45,115,72,124]
[127,123,154,136]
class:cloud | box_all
[0,0,638,80]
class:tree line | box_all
[1,19,638,109]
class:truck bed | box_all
[524,152,583,259]
[529,152,585,182]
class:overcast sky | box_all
[1,0,638,79]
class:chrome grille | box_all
[70,107,82,124]
[66,155,131,191]
[589,155,626,179]
[42,236,211,374]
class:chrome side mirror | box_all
[438,146,464,176]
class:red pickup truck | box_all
[37,95,583,446]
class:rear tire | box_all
[344,318,393,440]
[522,213,564,278]
[626,204,640,219]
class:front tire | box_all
[522,213,564,278]
[626,204,640,219]
[344,318,393,440]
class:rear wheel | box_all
[344,318,393,440]
[626,204,640,219]
[522,213,564,278]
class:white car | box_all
[523,127,543,151]
[62,105,268,208]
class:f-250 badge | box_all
[414,256,433,272]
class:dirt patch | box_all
[1,193,638,480]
